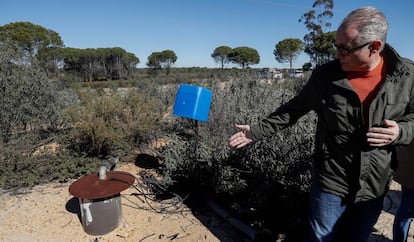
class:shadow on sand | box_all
[65,196,82,223]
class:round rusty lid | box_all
[69,171,135,199]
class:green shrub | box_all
[0,148,100,190]
[0,44,73,143]
[159,73,315,239]
[65,87,161,157]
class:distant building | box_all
[269,68,283,79]
[260,68,283,79]
[289,69,304,78]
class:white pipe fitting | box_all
[98,165,107,180]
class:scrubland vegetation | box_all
[1,0,335,237]
[0,58,315,239]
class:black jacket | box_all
[251,44,414,203]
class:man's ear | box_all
[370,40,383,52]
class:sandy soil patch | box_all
[0,162,411,242]
[0,163,249,242]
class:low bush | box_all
[0,148,100,190]
[159,74,315,238]
[64,87,162,157]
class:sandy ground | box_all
[369,181,414,242]
[0,161,412,242]
[0,162,251,242]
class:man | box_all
[392,139,414,242]
[229,7,414,242]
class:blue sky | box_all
[1,0,413,68]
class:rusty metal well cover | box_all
[69,171,135,199]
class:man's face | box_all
[334,27,373,72]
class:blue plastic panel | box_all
[173,84,212,122]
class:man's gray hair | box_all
[338,6,388,50]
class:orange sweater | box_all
[347,57,386,126]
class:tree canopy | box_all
[0,21,63,62]
[273,38,303,73]
[0,42,69,143]
[146,50,177,75]
[229,46,260,69]
[60,47,139,81]
[299,0,335,66]
[211,45,233,69]
[0,21,139,81]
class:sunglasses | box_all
[333,42,372,56]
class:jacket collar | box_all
[382,44,411,82]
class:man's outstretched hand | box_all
[229,124,253,148]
